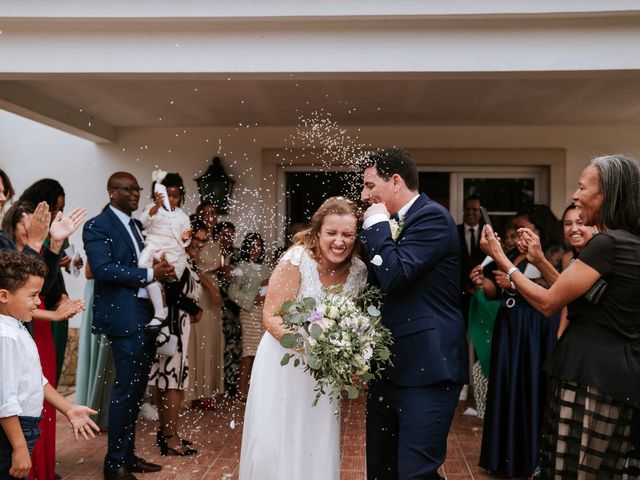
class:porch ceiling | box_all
[2,72,640,141]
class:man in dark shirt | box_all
[456,195,485,401]
[457,195,485,315]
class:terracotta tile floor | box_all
[56,398,494,479]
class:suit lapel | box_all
[105,208,138,259]
[402,193,429,226]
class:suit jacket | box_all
[457,223,485,290]
[83,207,150,337]
[360,193,469,386]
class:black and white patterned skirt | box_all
[538,378,640,479]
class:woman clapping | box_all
[480,154,640,479]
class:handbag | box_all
[584,278,608,304]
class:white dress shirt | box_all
[0,314,47,418]
[363,194,420,230]
[109,205,154,297]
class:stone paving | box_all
[55,397,500,479]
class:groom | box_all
[359,149,468,479]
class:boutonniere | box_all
[389,218,404,241]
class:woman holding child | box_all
[148,225,209,456]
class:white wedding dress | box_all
[239,245,368,480]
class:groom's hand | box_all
[364,203,390,221]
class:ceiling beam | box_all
[0,82,115,143]
[3,16,640,76]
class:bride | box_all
[239,196,368,480]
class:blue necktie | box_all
[128,218,144,250]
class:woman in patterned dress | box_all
[148,227,208,455]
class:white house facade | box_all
[3,1,640,302]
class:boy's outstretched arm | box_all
[0,416,31,478]
[43,384,100,440]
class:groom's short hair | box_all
[361,148,419,191]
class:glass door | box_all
[457,169,547,234]
[418,165,548,234]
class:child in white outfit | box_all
[0,251,99,479]
[139,171,191,345]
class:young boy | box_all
[0,250,99,479]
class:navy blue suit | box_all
[83,206,156,473]
[360,193,468,479]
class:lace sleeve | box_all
[280,245,306,267]
[280,245,321,300]
[345,257,369,295]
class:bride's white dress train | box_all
[239,245,367,480]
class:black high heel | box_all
[159,433,197,456]
[157,430,193,446]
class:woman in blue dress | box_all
[473,205,563,478]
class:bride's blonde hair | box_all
[292,196,361,260]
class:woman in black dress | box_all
[481,154,640,479]
[215,221,242,394]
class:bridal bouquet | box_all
[277,285,393,407]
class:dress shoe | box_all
[104,466,138,480]
[126,456,162,473]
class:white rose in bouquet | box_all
[362,346,373,361]
[326,305,340,320]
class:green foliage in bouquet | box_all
[277,285,393,408]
